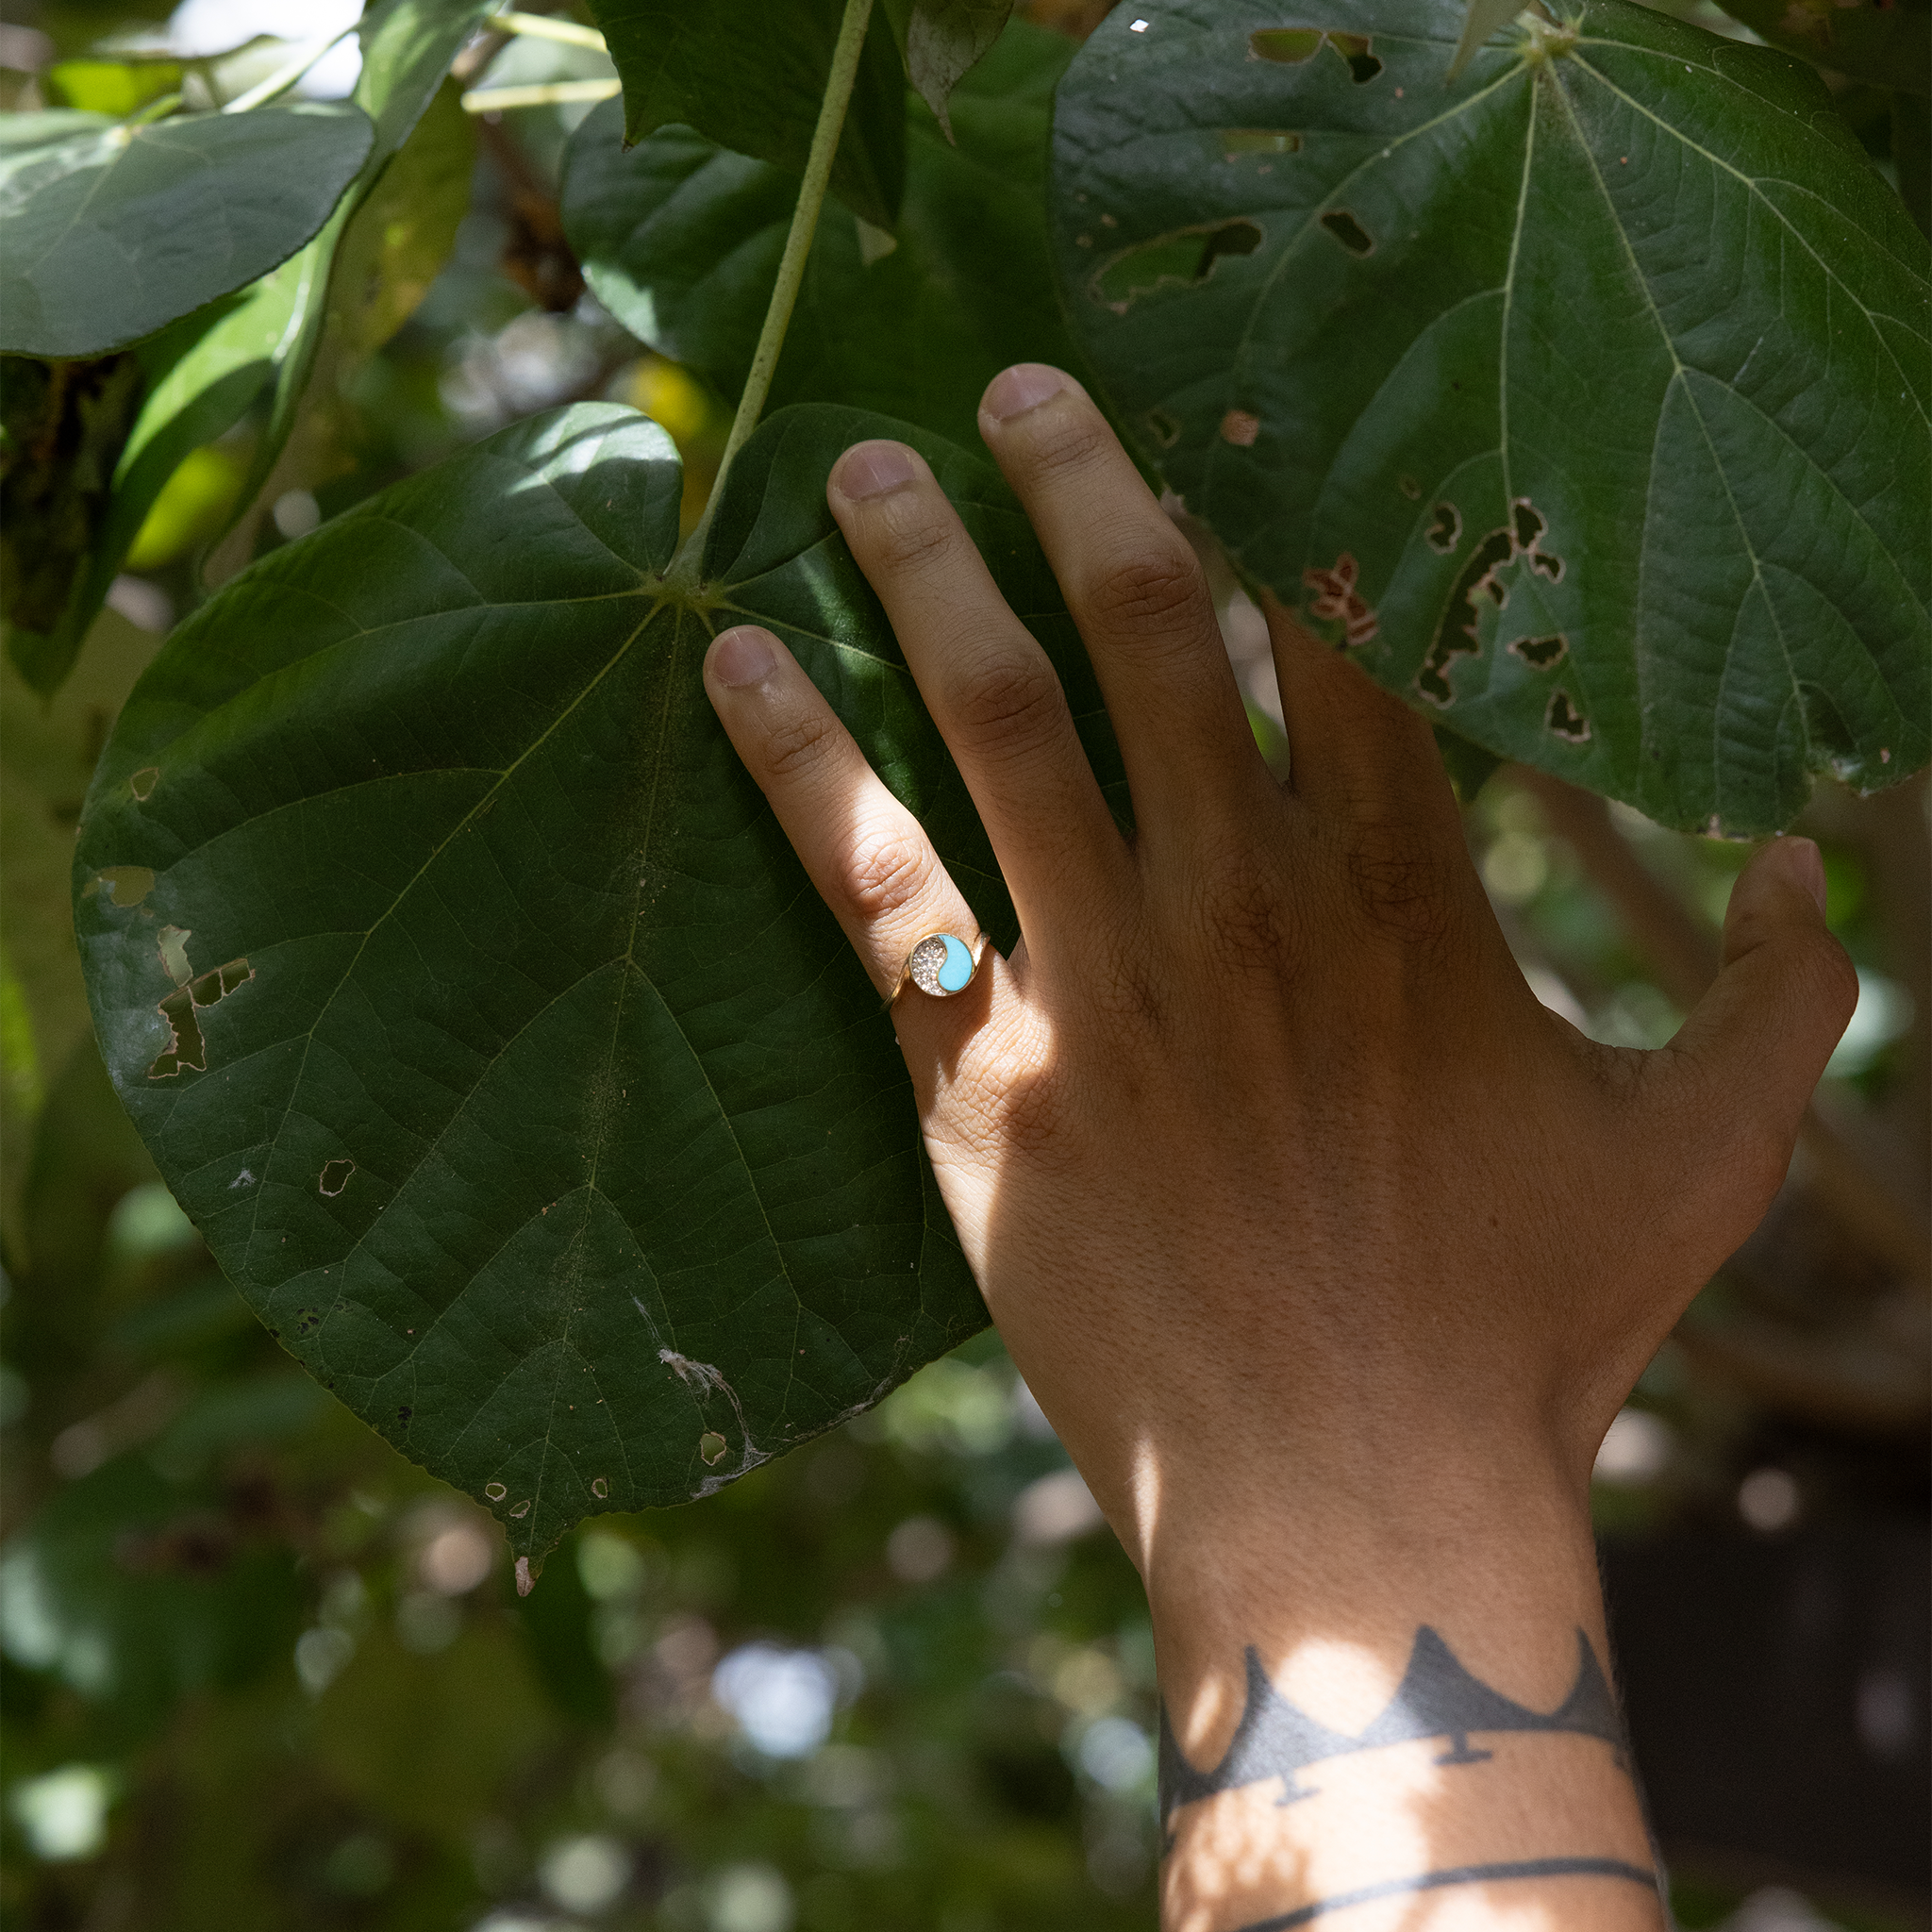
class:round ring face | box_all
[908,932,977,996]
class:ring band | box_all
[899,931,980,1000]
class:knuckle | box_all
[1081,543,1209,643]
[1193,839,1291,979]
[941,1013,1074,1172]
[842,825,936,924]
[1340,817,1458,950]
[1089,945,1166,1035]
[764,708,838,778]
[1014,408,1109,480]
[866,492,956,578]
[990,1040,1075,1172]
[947,653,1064,758]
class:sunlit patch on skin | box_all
[1161,1733,1653,1932]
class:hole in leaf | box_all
[147,950,252,1079]
[1252,28,1380,79]
[1221,128,1303,156]
[1249,27,1324,61]
[1220,408,1261,446]
[699,1432,729,1466]
[1420,527,1513,705]
[1326,32,1383,82]
[591,1476,608,1499]
[192,958,252,1004]
[129,767,159,802]
[1420,499,1565,707]
[93,865,155,908]
[1426,503,1462,554]
[1510,633,1569,668]
[1320,210,1374,256]
[1146,408,1181,447]
[1093,220,1262,307]
[1545,691,1591,741]
[485,1482,508,1501]
[150,988,204,1080]
[1512,497,1565,580]
[1303,552,1378,646]
[319,1158,356,1198]
[509,1499,531,1519]
[158,924,192,984]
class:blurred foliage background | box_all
[0,1,1926,1928]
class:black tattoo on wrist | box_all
[1226,1857,1660,1932]
[1158,1624,1631,1826]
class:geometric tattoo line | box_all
[1158,1624,1632,1830]
[1227,1857,1661,1932]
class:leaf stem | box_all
[220,25,357,113]
[486,10,608,52]
[461,78,621,112]
[674,0,876,583]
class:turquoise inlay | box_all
[937,934,974,992]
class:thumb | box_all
[1665,835,1859,1185]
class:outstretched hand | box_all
[702,363,1855,1930]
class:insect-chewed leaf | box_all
[73,402,1124,1567]
[1050,0,1930,832]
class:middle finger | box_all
[826,438,1135,945]
[974,364,1277,854]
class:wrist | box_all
[1139,1444,1658,1931]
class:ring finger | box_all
[702,623,991,1012]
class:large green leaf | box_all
[0,104,374,359]
[563,22,1078,449]
[1049,0,1931,833]
[582,0,908,230]
[220,0,495,531]
[73,402,1125,1568]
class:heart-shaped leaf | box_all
[563,21,1077,448]
[583,0,908,231]
[0,104,374,359]
[1050,0,1930,832]
[74,402,1124,1568]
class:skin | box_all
[700,362,1858,1930]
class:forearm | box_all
[1145,1451,1662,1932]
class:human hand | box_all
[702,364,1856,1929]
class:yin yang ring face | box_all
[906,932,978,997]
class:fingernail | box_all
[834,441,919,500]
[983,362,1067,423]
[708,626,775,690]
[1773,835,1827,918]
